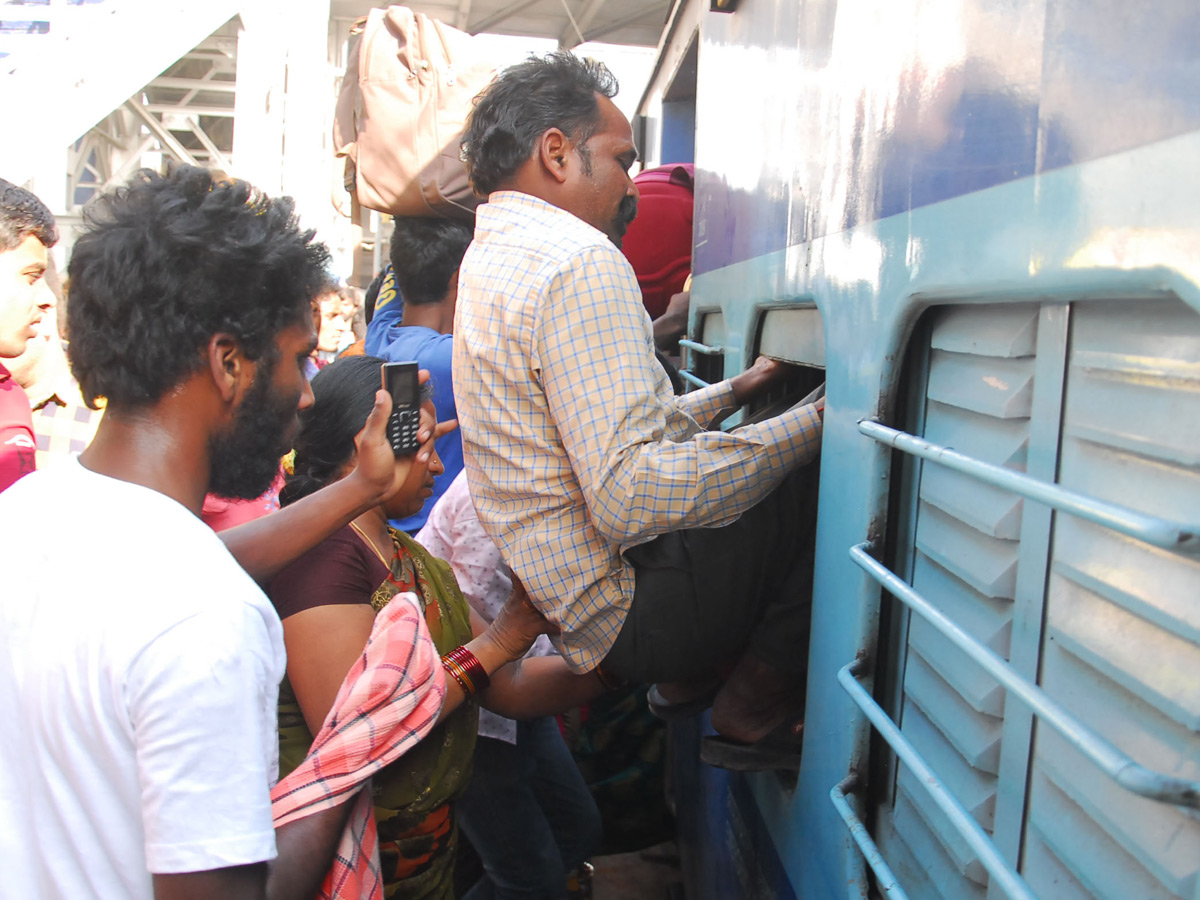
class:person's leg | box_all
[457,728,576,900]
[603,460,820,685]
[523,716,603,874]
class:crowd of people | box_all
[0,51,823,900]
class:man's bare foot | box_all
[710,651,806,744]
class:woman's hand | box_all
[435,576,560,724]
[478,576,557,664]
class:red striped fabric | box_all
[271,593,446,900]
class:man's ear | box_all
[537,128,572,184]
[207,332,249,403]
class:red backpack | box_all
[621,164,695,320]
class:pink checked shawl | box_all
[271,592,447,900]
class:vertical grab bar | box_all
[830,774,910,899]
[678,339,722,391]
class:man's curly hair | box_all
[68,167,329,409]
[461,52,618,197]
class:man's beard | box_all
[609,195,639,248]
[207,360,297,501]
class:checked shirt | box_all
[453,191,822,672]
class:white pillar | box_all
[280,0,335,241]
[232,2,288,197]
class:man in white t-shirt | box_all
[0,167,437,900]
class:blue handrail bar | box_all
[857,420,1200,554]
[838,659,1039,900]
[830,774,910,899]
[677,339,723,355]
[850,543,1200,809]
[678,369,710,389]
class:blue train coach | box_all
[633,1,1200,898]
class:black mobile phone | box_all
[382,361,421,455]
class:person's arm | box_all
[283,603,381,735]
[220,388,454,583]
[652,288,690,352]
[363,267,403,357]
[153,805,355,900]
[282,570,552,735]
[673,355,806,430]
[419,485,601,716]
[479,650,606,719]
[432,580,560,722]
[537,246,822,547]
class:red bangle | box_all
[441,646,490,697]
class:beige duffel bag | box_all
[333,6,496,221]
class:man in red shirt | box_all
[0,179,57,492]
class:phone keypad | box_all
[388,410,421,454]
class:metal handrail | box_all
[678,369,710,389]
[857,420,1200,554]
[830,775,910,899]
[850,543,1200,809]
[839,659,1039,900]
[678,338,723,355]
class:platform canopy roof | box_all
[330,0,673,49]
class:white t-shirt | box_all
[0,458,286,898]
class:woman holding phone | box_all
[269,356,604,900]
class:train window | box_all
[687,310,726,387]
[743,306,825,421]
[864,297,1200,900]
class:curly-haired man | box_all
[0,167,439,899]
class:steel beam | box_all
[143,103,235,118]
[149,76,237,93]
[187,118,233,173]
[124,100,200,167]
[559,0,603,47]
[454,0,473,30]
[469,0,542,35]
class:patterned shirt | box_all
[453,191,822,670]
[416,471,555,744]
[29,378,102,469]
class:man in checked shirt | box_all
[454,53,825,768]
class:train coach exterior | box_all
[640,2,1200,898]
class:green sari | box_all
[278,528,477,900]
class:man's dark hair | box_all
[67,167,329,409]
[0,178,58,251]
[362,266,388,324]
[461,52,618,197]
[389,216,473,306]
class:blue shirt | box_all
[366,284,460,534]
